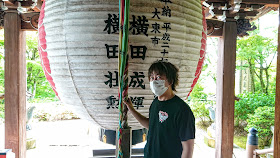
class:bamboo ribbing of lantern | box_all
[117,0,130,157]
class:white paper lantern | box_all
[38,0,207,130]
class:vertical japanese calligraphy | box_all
[104,14,119,34]
[129,15,150,36]
[150,0,172,61]
[103,0,174,109]
[106,95,145,109]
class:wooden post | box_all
[215,19,237,158]
[116,128,132,158]
[4,11,26,158]
[274,1,280,157]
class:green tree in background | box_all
[0,30,4,94]
[246,106,275,147]
[26,32,56,100]
[235,92,275,127]
[0,30,57,101]
[189,81,212,125]
[237,34,277,94]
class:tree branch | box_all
[268,52,277,68]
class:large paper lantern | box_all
[38,0,207,130]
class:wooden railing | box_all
[253,148,273,158]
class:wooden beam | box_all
[229,0,242,13]
[32,0,42,11]
[207,19,224,37]
[242,0,279,5]
[32,1,41,12]
[265,4,279,7]
[21,0,34,7]
[204,0,279,4]
[212,9,258,17]
[203,0,226,2]
[20,12,39,31]
[274,1,280,157]
[21,21,37,31]
[5,0,15,6]
[215,19,237,158]
[4,11,26,158]
[4,1,17,10]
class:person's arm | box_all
[123,98,149,129]
[181,139,194,158]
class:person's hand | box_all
[123,97,134,110]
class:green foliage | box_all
[190,82,207,100]
[25,32,56,100]
[0,65,4,94]
[0,103,4,119]
[190,82,212,125]
[237,34,277,94]
[26,60,56,99]
[234,135,247,149]
[237,35,276,62]
[191,101,211,125]
[235,92,275,127]
[0,31,57,102]
[0,30,4,94]
[245,106,275,147]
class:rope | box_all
[117,0,130,157]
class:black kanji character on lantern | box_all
[105,44,118,58]
[162,23,171,32]
[162,6,171,17]
[137,16,149,36]
[129,72,145,89]
[130,45,147,60]
[151,36,160,45]
[161,49,169,56]
[152,8,160,19]
[151,22,161,34]
[103,14,119,34]
[162,33,170,41]
[129,15,149,36]
[106,96,119,109]
[104,71,118,88]
[129,15,138,35]
[161,0,172,4]
[130,96,145,109]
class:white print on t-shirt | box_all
[159,111,168,123]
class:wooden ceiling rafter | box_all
[0,0,42,10]
[204,0,279,5]
[202,0,278,20]
[0,0,42,30]
[201,0,279,37]
[0,0,278,35]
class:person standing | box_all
[124,60,195,158]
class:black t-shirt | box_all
[144,95,195,158]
